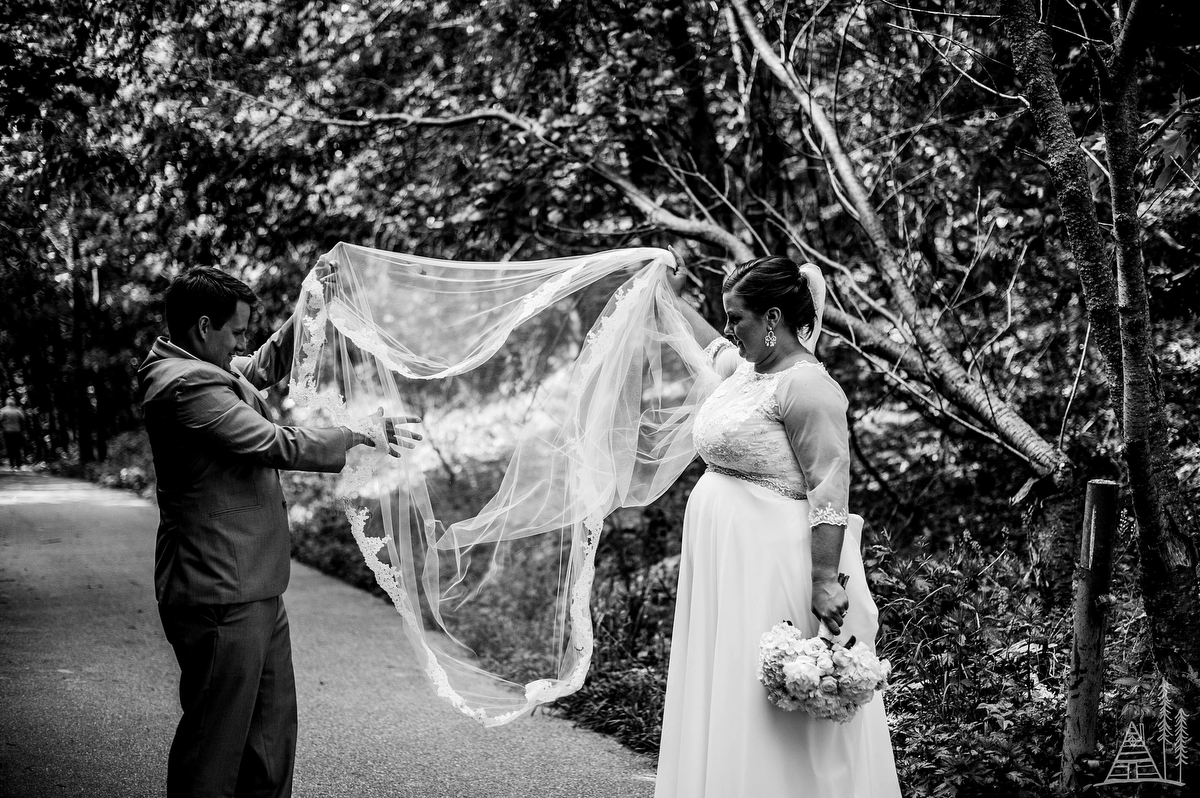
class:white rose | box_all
[784,660,823,691]
[799,638,827,658]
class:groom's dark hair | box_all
[165,267,259,341]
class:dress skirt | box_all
[655,471,901,798]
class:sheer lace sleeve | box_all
[704,337,741,379]
[776,366,851,527]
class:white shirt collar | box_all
[154,337,264,399]
[156,337,203,363]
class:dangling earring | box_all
[765,328,777,348]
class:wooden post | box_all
[1060,479,1119,793]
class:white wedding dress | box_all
[655,339,901,797]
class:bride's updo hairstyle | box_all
[722,256,816,338]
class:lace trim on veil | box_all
[290,272,511,722]
[288,250,683,725]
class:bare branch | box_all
[1081,142,1112,182]
[969,244,1025,379]
[876,0,999,20]
[1058,322,1091,451]
[647,145,724,233]
[588,162,755,262]
[862,350,1042,470]
[650,150,769,255]
[823,308,924,376]
[1141,96,1200,155]
[211,79,755,261]
[730,0,1069,478]
[893,24,1030,108]
[788,0,838,64]
[721,4,758,161]
[212,81,538,132]
[884,22,1011,69]
[1110,0,1160,85]
[999,0,1123,398]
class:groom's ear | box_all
[195,315,213,339]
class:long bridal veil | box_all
[287,243,722,724]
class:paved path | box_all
[0,472,657,798]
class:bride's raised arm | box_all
[664,269,721,345]
[662,248,745,378]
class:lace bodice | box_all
[694,339,851,527]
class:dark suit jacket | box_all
[139,319,347,606]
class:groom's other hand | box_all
[345,408,422,457]
[315,254,340,301]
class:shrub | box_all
[77,428,1158,795]
[868,531,1070,796]
[49,429,158,498]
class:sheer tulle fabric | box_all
[287,244,722,724]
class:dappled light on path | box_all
[0,474,148,507]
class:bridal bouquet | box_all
[756,620,891,723]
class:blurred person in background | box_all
[1,396,28,470]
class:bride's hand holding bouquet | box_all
[756,575,891,723]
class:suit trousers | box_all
[3,431,24,467]
[159,596,298,798]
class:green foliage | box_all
[7,0,1198,536]
[11,0,1199,787]
[553,664,668,756]
[285,470,387,597]
[869,534,1069,796]
[47,429,157,495]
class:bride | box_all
[292,245,900,793]
[657,255,900,797]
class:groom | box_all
[139,265,416,798]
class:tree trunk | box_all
[663,0,733,318]
[997,0,1123,395]
[1098,4,1200,772]
[999,0,1200,779]
[1028,488,1081,608]
[1061,480,1117,793]
[750,62,787,253]
[49,328,68,455]
[71,237,94,465]
[94,369,109,462]
[664,0,726,203]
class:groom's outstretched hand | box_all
[347,408,422,457]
